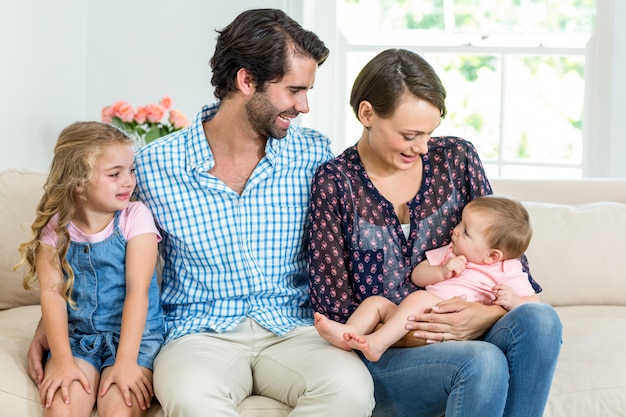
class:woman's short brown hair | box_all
[350,48,447,120]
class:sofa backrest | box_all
[0,168,46,310]
[2,170,625,310]
[489,178,626,205]
[491,179,626,307]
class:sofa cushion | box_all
[0,305,42,412]
[545,305,626,417]
[0,169,46,310]
[523,201,626,307]
[0,304,166,416]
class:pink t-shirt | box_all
[41,201,161,246]
[424,243,535,304]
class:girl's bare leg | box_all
[97,367,153,417]
[43,357,99,417]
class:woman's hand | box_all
[405,296,506,343]
[27,320,49,387]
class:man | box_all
[28,8,374,417]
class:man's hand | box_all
[27,320,49,387]
[405,296,506,343]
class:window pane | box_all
[339,0,596,35]
[429,54,502,161]
[337,0,594,179]
[343,52,385,146]
[502,55,584,165]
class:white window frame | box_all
[299,0,626,179]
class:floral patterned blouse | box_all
[308,137,541,323]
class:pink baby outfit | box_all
[424,243,535,304]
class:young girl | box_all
[16,121,164,416]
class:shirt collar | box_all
[184,102,288,173]
[185,103,219,174]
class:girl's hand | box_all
[100,362,153,410]
[39,357,91,408]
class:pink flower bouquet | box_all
[102,96,190,145]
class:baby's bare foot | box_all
[345,332,384,362]
[314,312,352,351]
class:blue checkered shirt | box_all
[134,104,334,342]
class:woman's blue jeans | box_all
[363,303,562,417]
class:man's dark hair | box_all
[210,8,329,100]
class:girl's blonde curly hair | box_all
[15,121,133,306]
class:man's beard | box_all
[245,91,297,139]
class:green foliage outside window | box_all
[339,0,595,176]
[345,0,595,34]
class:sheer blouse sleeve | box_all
[308,163,358,323]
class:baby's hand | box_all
[493,284,517,310]
[443,255,467,279]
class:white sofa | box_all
[1,168,625,416]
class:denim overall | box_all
[63,211,164,371]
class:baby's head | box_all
[460,196,532,261]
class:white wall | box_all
[2,0,625,177]
[0,0,293,171]
[85,0,298,141]
[583,0,626,177]
[0,0,87,171]
[606,0,626,177]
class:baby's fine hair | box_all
[464,195,532,259]
[16,121,133,306]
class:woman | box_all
[308,48,562,417]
